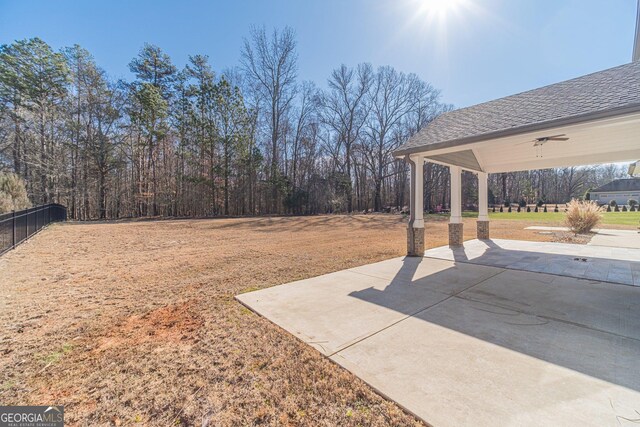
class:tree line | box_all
[0,28,625,218]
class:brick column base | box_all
[407,227,425,257]
[448,223,463,247]
[477,220,490,240]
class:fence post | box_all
[12,210,16,249]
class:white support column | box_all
[407,155,425,256]
[450,166,462,223]
[478,171,488,221]
[449,165,463,247]
[410,155,424,229]
[477,171,490,239]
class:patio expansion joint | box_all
[328,268,507,358]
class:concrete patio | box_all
[424,238,640,286]
[526,226,640,249]
[237,239,640,426]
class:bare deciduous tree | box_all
[241,26,298,213]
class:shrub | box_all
[609,200,617,207]
[565,199,603,234]
[554,204,559,213]
[499,206,503,212]
[622,205,628,212]
[614,205,620,212]
[526,206,531,212]
[534,206,538,212]
[628,199,638,208]
[492,206,496,212]
[0,173,31,214]
[518,199,526,207]
[536,199,544,207]
[543,205,548,213]
[508,206,512,213]
[606,205,611,212]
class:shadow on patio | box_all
[348,245,640,393]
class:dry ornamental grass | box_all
[565,199,604,234]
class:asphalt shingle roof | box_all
[592,178,640,193]
[395,61,640,155]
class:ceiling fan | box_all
[517,134,570,157]
[532,134,569,146]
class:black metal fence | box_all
[0,204,67,255]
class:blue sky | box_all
[0,0,636,108]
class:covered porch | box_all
[396,61,640,255]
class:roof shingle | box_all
[395,61,640,155]
[592,178,640,193]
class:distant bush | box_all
[628,199,638,208]
[518,199,526,208]
[543,205,548,213]
[609,200,617,207]
[0,173,31,214]
[492,206,496,212]
[526,206,531,212]
[536,199,544,207]
[534,206,538,212]
[499,206,503,212]
[614,205,620,212]
[622,205,628,212]
[508,206,512,213]
[606,205,611,212]
[554,205,559,213]
[565,199,603,234]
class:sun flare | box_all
[416,0,466,20]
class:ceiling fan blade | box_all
[516,133,568,146]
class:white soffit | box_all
[418,112,640,173]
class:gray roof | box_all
[592,178,640,193]
[395,61,640,156]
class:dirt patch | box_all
[534,231,595,244]
[95,301,203,353]
[0,215,587,426]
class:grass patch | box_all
[1,381,15,391]
[427,211,640,226]
[41,343,74,366]
[239,285,262,294]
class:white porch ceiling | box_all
[414,112,640,173]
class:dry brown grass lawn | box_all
[0,214,583,426]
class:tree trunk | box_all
[224,139,230,216]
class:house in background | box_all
[590,178,640,205]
